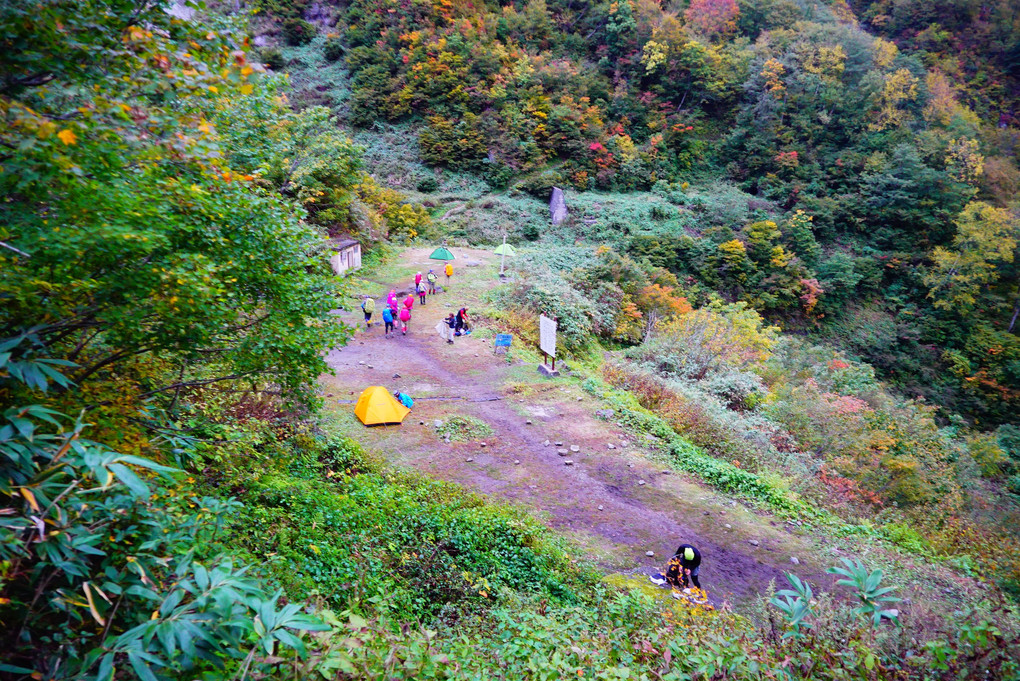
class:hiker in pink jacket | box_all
[414,271,423,289]
[387,289,398,314]
[398,306,411,335]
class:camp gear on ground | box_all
[649,573,667,586]
[430,246,455,261]
[394,392,414,408]
[354,386,410,426]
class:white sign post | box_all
[539,314,558,373]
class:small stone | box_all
[646,551,655,557]
[570,445,580,452]
[661,470,670,475]
[555,441,563,446]
[367,365,373,369]
[645,434,656,441]
[564,459,574,465]
[607,443,616,449]
[434,420,443,427]
[576,396,583,401]
[543,439,550,446]
[725,524,732,529]
[529,485,537,489]
[419,421,425,425]
[790,557,800,565]
[621,440,629,447]
[748,540,759,547]
[730,501,737,507]
[598,505,604,511]
[526,419,533,425]
[474,353,479,357]
[638,480,646,486]
[466,458,474,462]
[393,373,401,378]
[703,511,710,516]
[628,464,634,468]
[557,449,569,456]
[358,360,365,365]
[514,459,520,465]
[480,442,487,447]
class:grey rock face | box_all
[550,187,568,225]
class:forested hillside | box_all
[3,0,1020,679]
[298,0,1020,424]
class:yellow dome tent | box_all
[354,386,410,426]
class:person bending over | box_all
[651,544,702,592]
[666,544,702,590]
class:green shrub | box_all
[419,114,488,169]
[283,17,315,45]
[1007,474,1020,496]
[323,36,344,62]
[260,46,286,70]
[882,521,931,555]
[417,176,440,192]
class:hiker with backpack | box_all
[445,262,453,289]
[398,305,411,335]
[427,269,438,294]
[382,306,394,337]
[360,296,375,329]
[417,280,427,305]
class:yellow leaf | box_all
[241,65,253,77]
[208,86,218,94]
[57,129,77,145]
[20,488,40,512]
[239,83,253,95]
[82,582,106,626]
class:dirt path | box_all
[321,248,830,608]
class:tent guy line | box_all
[336,395,503,405]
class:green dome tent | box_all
[429,247,455,261]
